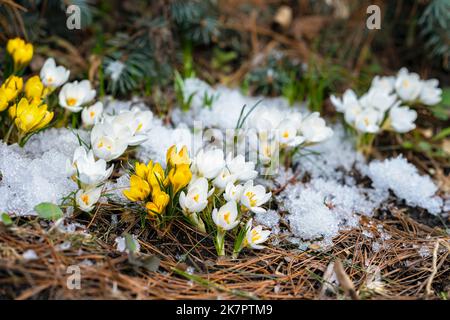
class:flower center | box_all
[66,98,77,106]
[90,111,96,118]
[282,131,289,138]
[193,194,200,202]
[402,80,409,88]
[223,211,231,224]
[245,191,257,207]
[251,229,261,242]
[364,118,370,126]
[81,194,89,205]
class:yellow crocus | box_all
[148,162,169,190]
[146,190,170,215]
[123,175,151,202]
[0,89,9,111]
[134,161,152,180]
[168,164,192,194]
[9,98,53,135]
[1,75,23,101]
[6,38,24,54]
[166,145,191,167]
[7,38,33,68]
[25,76,48,101]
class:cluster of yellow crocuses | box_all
[6,37,33,70]
[1,38,54,145]
[123,145,192,217]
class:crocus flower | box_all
[146,190,170,215]
[212,167,236,190]
[354,108,382,133]
[240,180,271,214]
[91,121,130,161]
[69,146,113,187]
[330,89,360,113]
[81,102,103,127]
[7,38,33,69]
[193,148,225,179]
[123,175,151,202]
[370,75,395,93]
[225,154,258,182]
[167,145,191,167]
[419,79,442,106]
[224,182,244,203]
[40,57,70,88]
[359,87,397,113]
[388,106,417,133]
[24,76,48,102]
[212,201,240,231]
[0,92,9,112]
[9,98,53,135]
[168,164,192,194]
[395,68,422,102]
[276,119,305,147]
[299,112,333,143]
[76,187,102,212]
[179,177,212,213]
[147,162,168,190]
[106,107,153,146]
[1,75,23,101]
[59,80,96,112]
[243,219,271,249]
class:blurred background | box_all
[0,0,448,111]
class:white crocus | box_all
[81,101,103,127]
[256,138,279,164]
[354,108,382,133]
[277,119,305,147]
[359,87,397,113]
[395,68,423,102]
[224,182,244,203]
[244,219,271,249]
[59,80,96,112]
[330,89,360,113]
[212,201,240,231]
[388,106,417,133]
[70,146,113,187]
[91,122,130,161]
[300,112,333,143]
[240,181,271,214]
[419,79,442,106]
[194,148,225,179]
[248,107,284,134]
[109,108,153,146]
[371,75,395,93]
[40,58,70,88]
[76,187,102,212]
[179,177,212,213]
[66,145,88,177]
[226,153,258,182]
[212,167,236,190]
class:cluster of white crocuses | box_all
[330,68,442,135]
[179,147,272,257]
[244,106,333,163]
[65,106,153,212]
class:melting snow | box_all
[364,155,443,215]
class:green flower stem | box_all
[4,122,15,144]
[215,229,226,256]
